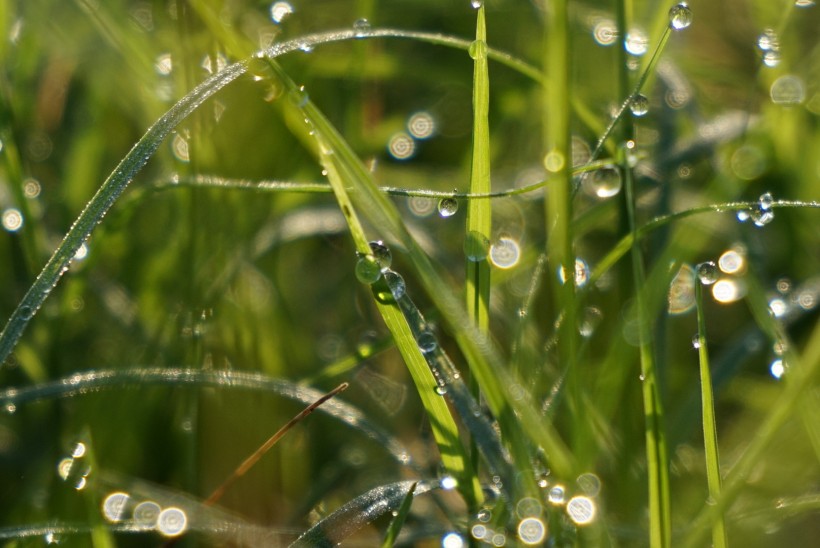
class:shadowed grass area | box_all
[0,0,818,546]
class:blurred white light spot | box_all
[770,358,785,379]
[566,495,596,525]
[23,178,41,198]
[441,532,465,548]
[407,111,436,139]
[592,19,618,46]
[2,208,23,232]
[769,298,788,317]
[155,53,173,75]
[471,524,488,539]
[102,492,131,522]
[518,517,547,545]
[172,133,190,162]
[490,237,521,269]
[668,263,696,314]
[270,1,294,24]
[718,249,745,274]
[57,458,73,480]
[72,442,86,458]
[387,132,415,160]
[157,507,187,537]
[133,501,161,527]
[440,475,458,490]
[712,279,745,304]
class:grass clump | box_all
[0,0,819,546]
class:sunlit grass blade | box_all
[0,368,412,466]
[380,482,417,548]
[290,480,435,547]
[694,279,728,548]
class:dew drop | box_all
[630,94,649,116]
[762,49,781,68]
[18,305,33,320]
[470,0,483,8]
[558,258,590,287]
[383,269,406,300]
[438,198,459,218]
[468,39,487,60]
[368,240,392,269]
[548,485,565,504]
[770,358,786,379]
[435,385,448,396]
[668,3,693,30]
[751,208,774,227]
[692,334,702,349]
[352,18,371,38]
[440,475,458,490]
[355,254,382,284]
[696,261,719,285]
[758,192,774,211]
[582,166,622,198]
[757,28,779,52]
[288,85,309,108]
[417,330,438,353]
[477,508,492,522]
[464,231,490,262]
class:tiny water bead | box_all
[547,485,565,504]
[517,517,547,545]
[770,75,806,105]
[464,231,490,262]
[770,358,786,379]
[435,385,448,396]
[582,166,622,198]
[759,192,774,210]
[287,85,309,108]
[470,0,483,8]
[355,254,382,284]
[382,269,406,300]
[368,240,392,269]
[477,508,492,522]
[692,334,702,349]
[352,18,371,38]
[387,132,415,160]
[558,258,590,287]
[440,475,458,490]
[468,39,487,60]
[630,94,649,116]
[757,28,779,52]
[668,3,693,30]
[697,261,719,285]
[438,197,459,218]
[417,330,438,353]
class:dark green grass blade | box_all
[380,481,417,548]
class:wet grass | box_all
[0,0,819,546]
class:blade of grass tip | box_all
[694,278,728,548]
[682,313,820,548]
[290,480,435,548]
[203,382,349,507]
[263,59,481,506]
[465,3,492,498]
[380,482,417,548]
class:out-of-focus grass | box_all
[0,0,818,546]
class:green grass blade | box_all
[694,279,728,548]
[380,481,417,548]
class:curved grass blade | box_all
[380,481,417,548]
[290,480,435,548]
[0,368,412,467]
[0,27,544,369]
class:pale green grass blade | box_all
[290,480,434,547]
[380,481,417,548]
[694,279,728,548]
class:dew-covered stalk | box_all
[694,274,728,548]
[465,3,492,491]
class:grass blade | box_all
[694,279,728,548]
[380,481,417,548]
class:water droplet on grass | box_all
[771,75,805,105]
[464,231,490,262]
[770,358,786,379]
[468,39,487,60]
[548,485,565,504]
[558,258,590,287]
[288,86,309,108]
[697,261,719,285]
[355,254,382,284]
[435,385,448,396]
[470,0,483,9]
[477,508,492,522]
[692,334,702,349]
[583,166,622,198]
[438,198,458,217]
[668,3,693,30]
[762,50,781,67]
[368,240,392,269]
[352,18,371,37]
[759,192,774,210]
[757,28,779,51]
[417,330,438,353]
[440,475,458,490]
[383,269,406,299]
[630,94,649,116]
